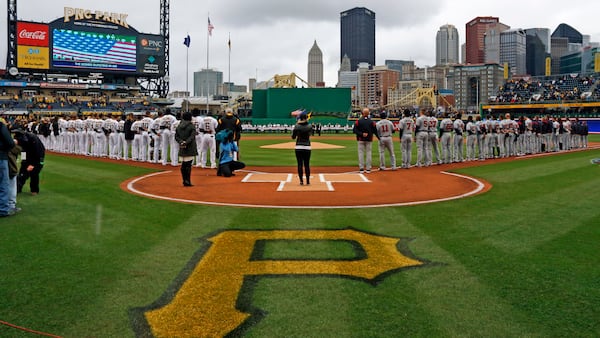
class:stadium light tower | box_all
[5,0,18,74]
[157,0,170,97]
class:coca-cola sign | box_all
[17,22,49,47]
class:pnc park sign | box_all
[130,228,428,337]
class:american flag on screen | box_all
[52,29,137,67]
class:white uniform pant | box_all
[201,133,217,168]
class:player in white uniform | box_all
[130,116,143,161]
[149,113,163,163]
[398,110,414,169]
[116,116,125,160]
[192,114,205,167]
[160,110,177,165]
[200,113,219,168]
[140,113,154,162]
[169,118,180,166]
[375,111,396,170]
[104,116,119,159]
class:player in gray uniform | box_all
[475,115,486,160]
[414,109,429,167]
[375,111,396,170]
[438,112,454,164]
[398,109,414,169]
[452,113,464,162]
[524,116,533,154]
[500,113,515,157]
[465,115,477,161]
[427,111,441,165]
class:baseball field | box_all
[1,133,599,337]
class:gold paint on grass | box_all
[145,229,423,337]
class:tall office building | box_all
[307,40,324,87]
[436,24,460,65]
[340,7,376,71]
[483,23,510,64]
[193,69,223,97]
[465,16,509,64]
[358,66,399,107]
[551,23,584,75]
[525,28,551,76]
[500,29,527,76]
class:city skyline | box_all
[2,0,600,93]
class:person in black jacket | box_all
[14,129,45,195]
[123,113,135,160]
[352,108,377,173]
[0,119,16,216]
[291,112,313,185]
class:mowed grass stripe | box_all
[2,138,600,337]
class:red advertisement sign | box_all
[17,21,49,47]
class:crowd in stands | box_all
[0,91,159,113]
[492,73,600,103]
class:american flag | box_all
[52,29,137,71]
[208,18,214,36]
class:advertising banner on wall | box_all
[17,22,49,47]
[17,45,50,69]
[137,34,165,76]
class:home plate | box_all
[241,172,370,192]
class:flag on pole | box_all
[183,34,191,47]
[208,17,214,36]
[228,35,231,50]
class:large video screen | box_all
[52,28,137,72]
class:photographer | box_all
[216,129,245,177]
[13,128,45,195]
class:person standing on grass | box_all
[353,107,377,174]
[291,112,313,185]
[398,109,414,169]
[375,111,396,171]
[175,112,197,187]
[0,118,16,217]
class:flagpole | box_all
[206,14,210,115]
[228,32,231,102]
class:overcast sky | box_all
[2,0,600,93]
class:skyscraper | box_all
[499,29,527,76]
[193,69,223,97]
[465,16,509,64]
[307,40,323,87]
[436,24,460,65]
[340,7,375,71]
[525,28,551,76]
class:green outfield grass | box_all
[1,134,599,337]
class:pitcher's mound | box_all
[261,142,345,149]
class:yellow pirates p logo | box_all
[131,228,426,337]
